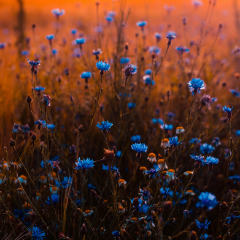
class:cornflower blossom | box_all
[200,143,215,154]
[175,46,189,54]
[102,164,118,171]
[75,158,94,171]
[139,189,152,201]
[223,105,233,118]
[123,64,137,78]
[195,219,211,230]
[190,155,206,164]
[52,9,65,18]
[120,57,130,64]
[226,214,240,224]
[188,78,205,95]
[45,194,59,205]
[155,32,162,42]
[30,226,46,240]
[12,123,21,133]
[55,177,73,189]
[212,137,221,146]
[166,31,176,45]
[160,187,173,198]
[236,130,240,137]
[144,168,158,178]
[192,0,203,7]
[131,143,148,153]
[75,38,86,48]
[80,72,92,82]
[96,61,110,72]
[169,136,179,147]
[189,138,201,144]
[96,121,113,132]
[136,21,147,30]
[112,230,120,238]
[131,135,141,142]
[230,89,240,97]
[42,94,51,107]
[46,34,54,43]
[201,94,213,109]
[196,192,218,210]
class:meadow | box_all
[0,0,240,239]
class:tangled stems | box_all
[163,170,196,228]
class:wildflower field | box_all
[1,0,240,239]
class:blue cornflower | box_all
[96,121,113,131]
[131,135,141,142]
[52,8,65,17]
[123,64,137,77]
[102,164,118,171]
[212,137,221,146]
[226,214,240,224]
[200,234,210,240]
[183,210,190,218]
[93,48,102,56]
[196,192,218,210]
[42,94,51,107]
[71,29,77,35]
[192,0,203,7]
[190,154,205,163]
[80,72,92,79]
[229,175,240,184]
[96,61,110,71]
[212,97,217,103]
[188,78,205,94]
[21,50,29,56]
[115,151,122,157]
[175,46,189,54]
[0,43,6,49]
[45,194,59,205]
[120,57,130,64]
[195,219,211,230]
[160,187,173,198]
[46,34,54,40]
[87,183,96,190]
[144,168,158,178]
[200,143,215,154]
[57,177,73,188]
[166,31,177,40]
[131,143,148,153]
[12,123,21,133]
[143,75,155,85]
[112,230,120,237]
[31,226,46,240]
[230,89,240,97]
[163,124,173,130]
[75,158,94,170]
[128,102,136,109]
[28,59,41,67]
[169,136,179,147]
[206,156,219,165]
[136,21,147,29]
[223,106,233,118]
[149,46,161,55]
[32,86,45,93]
[75,38,86,45]
[145,69,152,75]
[236,130,240,136]
[106,15,114,22]
[155,32,162,41]
[52,49,58,55]
[189,138,201,144]
[139,204,150,213]
[139,189,152,200]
